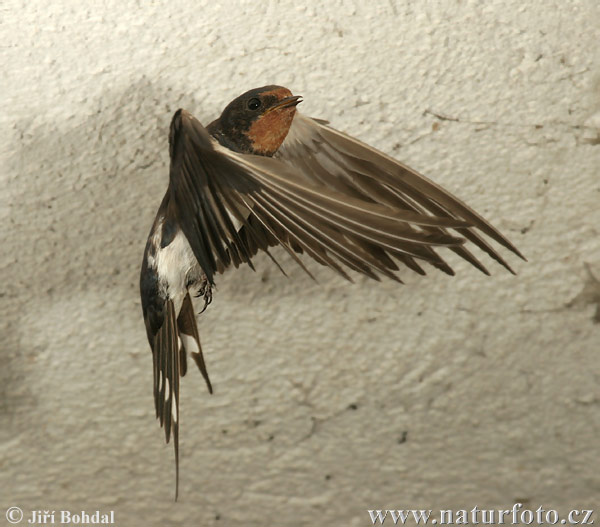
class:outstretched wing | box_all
[274,112,525,275]
[167,109,473,285]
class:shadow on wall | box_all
[5,77,208,297]
[1,77,301,425]
[1,78,209,417]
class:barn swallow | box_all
[140,85,524,499]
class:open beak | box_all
[266,95,303,113]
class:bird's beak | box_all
[266,95,303,113]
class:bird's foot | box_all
[195,279,212,314]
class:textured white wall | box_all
[2,0,599,525]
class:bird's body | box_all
[139,85,524,499]
[141,195,206,333]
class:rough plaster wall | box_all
[2,0,599,525]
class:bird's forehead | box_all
[236,85,293,102]
[258,86,293,100]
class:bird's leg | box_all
[195,276,213,314]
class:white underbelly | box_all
[156,229,199,299]
[153,200,251,302]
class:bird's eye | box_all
[247,98,261,110]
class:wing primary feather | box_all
[319,124,524,259]
[211,184,258,270]
[247,193,350,278]
[182,150,231,266]
[249,192,360,279]
[261,248,289,277]
[252,191,395,282]
[257,176,465,249]
[384,184,500,274]
[237,154,470,230]
[277,114,524,273]
[226,202,289,276]
[169,163,218,284]
[235,193,318,280]
[258,183,459,267]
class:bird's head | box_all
[208,85,302,156]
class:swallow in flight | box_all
[139,85,524,499]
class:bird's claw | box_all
[196,280,212,314]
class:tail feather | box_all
[153,299,181,500]
[177,293,213,394]
[152,293,213,501]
